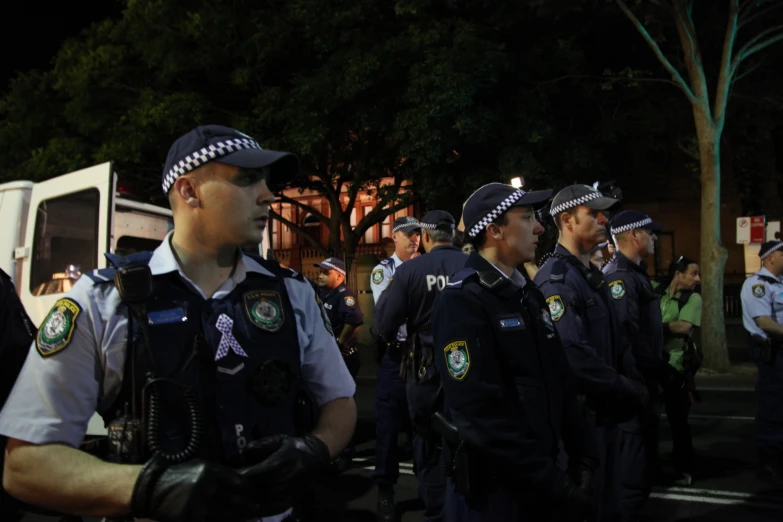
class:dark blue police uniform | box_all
[317,281,364,377]
[534,184,648,522]
[435,252,597,521]
[601,210,666,521]
[374,210,467,522]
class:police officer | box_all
[589,242,609,270]
[315,257,364,378]
[534,185,648,522]
[374,210,467,522]
[0,125,357,522]
[314,257,363,469]
[740,239,783,484]
[370,215,421,520]
[433,182,597,521]
[602,210,666,521]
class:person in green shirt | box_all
[655,255,702,487]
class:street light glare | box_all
[510,177,523,188]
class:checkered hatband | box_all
[549,191,604,216]
[162,138,263,194]
[610,218,653,235]
[467,190,526,238]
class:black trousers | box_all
[663,380,695,474]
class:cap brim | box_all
[395,224,421,233]
[218,148,300,186]
[582,196,620,211]
[511,189,553,210]
[649,222,664,232]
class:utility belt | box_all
[752,335,781,366]
[401,332,436,382]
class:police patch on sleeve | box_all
[609,280,626,300]
[372,269,384,285]
[752,284,766,298]
[546,295,565,322]
[37,298,82,357]
[344,296,356,307]
[243,291,285,332]
[444,341,471,381]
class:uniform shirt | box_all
[0,231,356,450]
[602,252,666,382]
[370,253,407,341]
[741,267,783,339]
[433,251,596,502]
[658,284,702,372]
[374,245,467,339]
[534,244,637,400]
[318,283,364,347]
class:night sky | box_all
[1,2,122,90]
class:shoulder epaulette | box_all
[246,254,305,281]
[549,258,568,283]
[444,268,478,289]
[757,274,779,285]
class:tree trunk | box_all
[694,112,731,372]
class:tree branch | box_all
[737,25,783,62]
[532,74,682,90]
[738,3,783,29]
[354,196,420,237]
[277,194,329,224]
[614,0,699,105]
[732,55,767,84]
[672,0,711,107]
[269,210,328,255]
[714,0,740,124]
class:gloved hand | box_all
[625,378,650,409]
[237,434,331,512]
[561,475,593,522]
[568,457,597,495]
[130,457,261,522]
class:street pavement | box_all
[19,368,783,522]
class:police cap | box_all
[759,240,783,260]
[549,184,619,216]
[162,124,299,195]
[609,210,664,236]
[392,216,421,234]
[314,257,347,275]
[420,210,456,231]
[463,182,552,238]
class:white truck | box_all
[1,162,268,436]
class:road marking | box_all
[659,414,755,421]
[650,492,783,510]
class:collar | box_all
[430,244,462,253]
[148,230,275,281]
[614,251,649,274]
[758,267,783,283]
[391,252,404,268]
[466,252,527,289]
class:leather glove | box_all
[625,378,649,409]
[130,457,261,522]
[561,475,593,522]
[237,434,331,512]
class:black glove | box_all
[568,457,597,495]
[625,378,649,409]
[130,457,261,522]
[561,475,593,522]
[237,434,331,512]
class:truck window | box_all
[116,235,165,256]
[30,189,99,295]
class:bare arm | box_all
[336,324,358,346]
[755,316,783,339]
[663,320,694,337]
[3,438,141,517]
[311,397,356,457]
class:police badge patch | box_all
[344,296,356,307]
[444,340,470,381]
[546,295,565,322]
[752,284,766,298]
[372,269,384,285]
[609,280,626,300]
[37,298,82,357]
[244,291,285,332]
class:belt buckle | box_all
[418,366,427,380]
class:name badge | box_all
[147,308,187,325]
[498,314,525,330]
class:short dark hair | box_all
[474,213,509,249]
[554,207,579,231]
[669,255,698,279]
